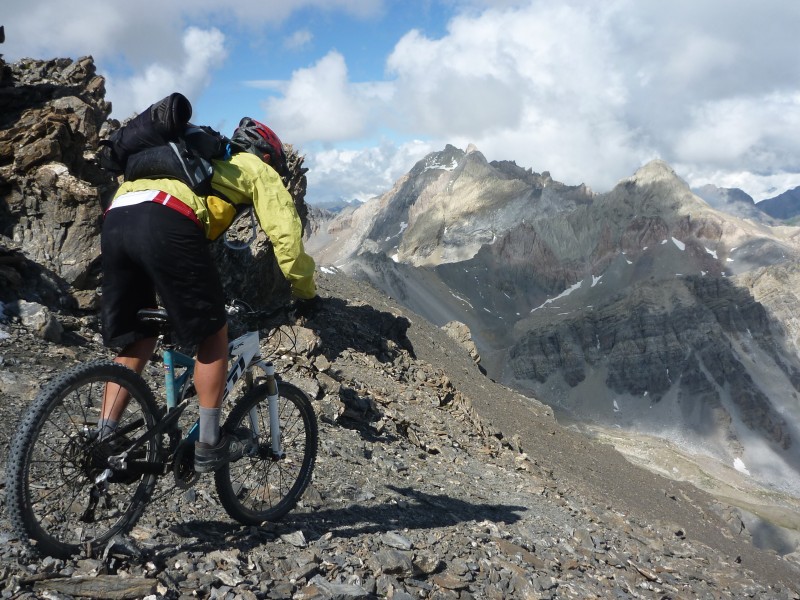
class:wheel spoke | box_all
[216,382,317,524]
[6,361,161,558]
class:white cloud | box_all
[105,28,228,120]
[303,0,800,200]
[284,29,314,51]
[264,51,392,143]
[305,139,434,204]
[1,0,383,120]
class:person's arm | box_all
[212,153,316,299]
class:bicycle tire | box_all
[216,381,317,524]
[5,360,161,558]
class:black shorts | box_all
[101,202,226,350]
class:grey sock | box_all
[97,418,118,440]
[199,407,221,446]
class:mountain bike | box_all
[5,302,318,559]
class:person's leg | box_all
[100,336,159,427]
[194,323,251,473]
[194,324,229,446]
[99,206,160,435]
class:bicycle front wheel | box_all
[216,381,318,524]
[5,360,161,558]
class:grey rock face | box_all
[758,185,800,221]
[0,56,112,309]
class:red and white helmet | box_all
[231,117,288,176]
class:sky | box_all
[3,0,800,205]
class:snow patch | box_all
[320,266,338,275]
[591,275,603,287]
[733,458,751,476]
[530,280,583,313]
[613,400,620,413]
[704,247,718,259]
[423,156,458,172]
[385,222,408,241]
[391,254,399,263]
[450,292,473,308]
[671,237,685,251]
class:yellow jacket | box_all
[113,152,317,299]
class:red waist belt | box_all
[105,190,203,230]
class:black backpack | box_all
[99,92,229,195]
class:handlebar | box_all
[225,299,299,324]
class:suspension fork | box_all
[259,363,284,460]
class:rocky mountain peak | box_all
[628,158,682,186]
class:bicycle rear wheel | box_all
[216,381,317,524]
[5,360,161,558]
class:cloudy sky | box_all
[3,0,800,205]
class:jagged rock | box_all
[17,299,63,342]
[31,575,156,599]
[441,320,481,365]
[297,575,370,600]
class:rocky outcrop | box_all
[0,56,114,311]
[441,320,481,366]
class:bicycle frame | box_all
[162,330,284,458]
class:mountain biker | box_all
[99,117,317,473]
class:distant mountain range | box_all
[758,187,800,223]
[693,183,800,225]
[307,145,800,499]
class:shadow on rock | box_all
[285,484,525,540]
[149,486,525,558]
[301,296,416,363]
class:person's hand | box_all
[293,295,323,320]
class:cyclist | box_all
[99,117,317,473]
